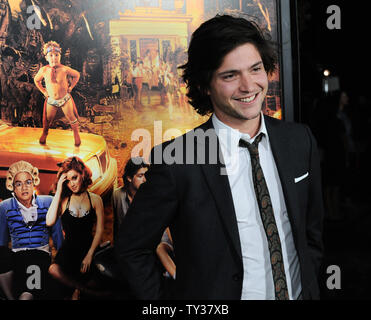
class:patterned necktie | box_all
[239,133,289,300]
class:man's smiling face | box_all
[208,43,268,128]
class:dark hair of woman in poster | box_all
[46,156,104,299]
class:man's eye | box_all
[252,66,263,72]
[222,74,235,80]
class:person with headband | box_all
[0,161,63,300]
[34,41,81,146]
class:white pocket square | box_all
[294,172,309,183]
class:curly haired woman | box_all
[46,156,104,299]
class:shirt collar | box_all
[212,112,268,153]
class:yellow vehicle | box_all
[0,121,117,201]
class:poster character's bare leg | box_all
[61,98,81,147]
[48,263,109,299]
[39,102,58,144]
[0,270,15,300]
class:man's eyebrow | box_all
[250,61,264,69]
[217,69,238,76]
[217,61,264,76]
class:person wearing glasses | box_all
[0,160,63,300]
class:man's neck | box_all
[214,112,262,137]
[127,188,136,204]
[47,64,61,69]
[16,197,33,208]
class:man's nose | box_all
[239,73,254,92]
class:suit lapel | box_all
[196,118,243,261]
[264,116,300,231]
[193,115,302,262]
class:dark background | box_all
[296,0,367,121]
[295,0,371,300]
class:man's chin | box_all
[19,197,32,205]
[214,104,262,124]
[236,109,262,121]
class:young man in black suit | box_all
[116,14,324,300]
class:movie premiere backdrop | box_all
[0,0,286,242]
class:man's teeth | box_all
[238,95,256,103]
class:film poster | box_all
[0,0,282,299]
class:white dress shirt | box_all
[212,113,301,300]
[13,191,38,226]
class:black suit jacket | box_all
[116,115,324,300]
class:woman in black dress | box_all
[46,156,104,299]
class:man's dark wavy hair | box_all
[179,14,278,116]
[122,157,149,190]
